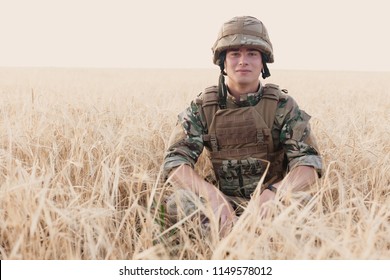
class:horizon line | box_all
[0,66,389,74]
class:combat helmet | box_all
[212,16,273,79]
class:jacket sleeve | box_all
[277,96,323,177]
[163,100,206,177]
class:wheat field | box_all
[0,67,389,260]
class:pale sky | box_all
[1,0,389,71]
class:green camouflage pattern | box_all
[212,16,274,65]
[163,85,323,180]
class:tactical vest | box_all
[197,84,286,198]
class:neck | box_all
[227,81,260,100]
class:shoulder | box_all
[195,85,218,106]
[270,85,304,126]
[262,83,297,110]
[176,87,217,131]
[263,83,288,102]
[184,85,218,117]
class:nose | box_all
[239,53,248,65]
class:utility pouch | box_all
[217,158,268,198]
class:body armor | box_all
[198,84,286,198]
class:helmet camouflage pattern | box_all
[212,16,274,66]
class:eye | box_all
[228,50,240,57]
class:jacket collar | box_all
[226,83,263,107]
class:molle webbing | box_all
[200,83,285,197]
[201,84,281,130]
[201,83,282,150]
[256,83,280,128]
[210,146,268,161]
[200,86,219,129]
[206,106,272,154]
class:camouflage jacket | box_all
[163,84,323,179]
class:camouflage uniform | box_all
[163,84,323,186]
[162,16,323,221]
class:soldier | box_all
[163,16,322,237]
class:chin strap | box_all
[261,54,271,79]
[262,62,271,79]
[218,52,227,109]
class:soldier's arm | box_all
[167,164,236,237]
[163,101,205,176]
[258,165,318,218]
[258,96,323,214]
[262,165,318,196]
[163,100,236,236]
[278,96,323,176]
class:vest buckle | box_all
[210,135,218,152]
[257,131,264,143]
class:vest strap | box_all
[210,145,267,159]
[210,135,218,152]
[257,131,264,143]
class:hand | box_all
[167,165,237,237]
[258,189,276,218]
[207,191,237,238]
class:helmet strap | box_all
[218,51,227,75]
[217,52,227,109]
[218,73,227,109]
[261,54,271,79]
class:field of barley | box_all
[0,67,389,260]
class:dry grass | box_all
[0,68,389,259]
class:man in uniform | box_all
[163,16,322,237]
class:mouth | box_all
[236,69,251,73]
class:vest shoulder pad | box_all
[263,83,288,102]
[197,85,218,107]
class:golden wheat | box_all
[0,68,389,259]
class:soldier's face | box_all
[225,47,263,92]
